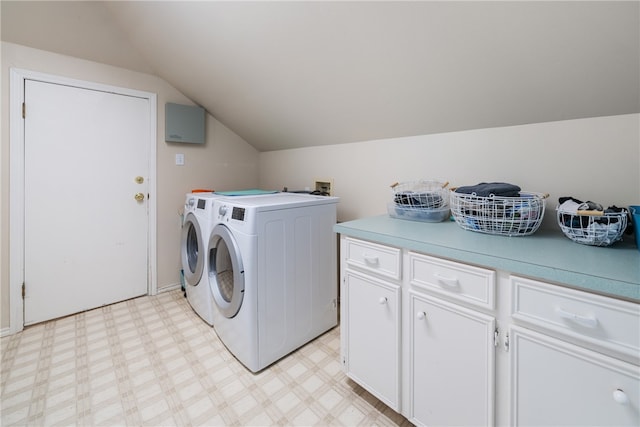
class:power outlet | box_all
[314,178,333,196]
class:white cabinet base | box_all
[343,269,401,410]
[409,292,495,426]
[510,326,640,427]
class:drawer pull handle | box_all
[613,389,629,405]
[379,297,387,305]
[363,254,379,266]
[556,307,598,328]
[434,273,459,287]
[416,311,426,320]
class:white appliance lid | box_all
[218,192,338,210]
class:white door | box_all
[510,326,640,427]
[344,269,401,411]
[409,293,495,426]
[23,79,150,325]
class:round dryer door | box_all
[208,224,244,318]
[181,212,204,286]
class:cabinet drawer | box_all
[344,237,401,280]
[408,252,496,310]
[511,276,640,364]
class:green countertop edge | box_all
[334,216,640,302]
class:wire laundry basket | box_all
[556,209,628,246]
[387,180,450,222]
[450,189,548,236]
[390,180,449,209]
[388,180,450,222]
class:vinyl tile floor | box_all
[1,289,412,426]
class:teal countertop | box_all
[334,216,640,302]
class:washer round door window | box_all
[181,213,204,286]
[208,224,244,318]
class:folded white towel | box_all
[558,199,580,214]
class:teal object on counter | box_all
[215,189,279,196]
[630,205,640,251]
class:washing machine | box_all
[208,192,339,372]
[181,192,220,325]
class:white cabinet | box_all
[339,236,640,426]
[407,251,497,426]
[340,237,498,423]
[341,238,402,410]
[409,292,495,426]
[510,276,640,426]
[510,326,639,426]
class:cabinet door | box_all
[510,326,640,426]
[344,269,401,410]
[409,292,495,426]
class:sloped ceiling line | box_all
[3,1,639,152]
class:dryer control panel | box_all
[232,207,246,221]
[217,203,246,222]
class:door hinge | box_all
[504,333,510,352]
[22,282,25,299]
[494,328,499,347]
[22,103,26,119]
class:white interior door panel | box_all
[24,79,149,324]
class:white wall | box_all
[259,114,640,226]
[0,42,259,330]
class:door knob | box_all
[134,192,145,202]
[135,176,144,184]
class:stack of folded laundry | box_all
[454,182,521,197]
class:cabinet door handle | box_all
[433,273,459,287]
[556,307,599,328]
[613,389,629,405]
[363,253,379,266]
[379,297,388,305]
[416,311,426,320]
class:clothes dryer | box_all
[208,193,339,372]
[181,193,220,325]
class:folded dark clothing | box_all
[455,182,521,197]
[605,205,626,214]
[394,192,443,208]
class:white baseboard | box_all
[158,283,182,293]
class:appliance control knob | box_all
[187,198,195,207]
[218,205,228,216]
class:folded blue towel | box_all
[455,182,521,197]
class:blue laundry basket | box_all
[630,205,640,251]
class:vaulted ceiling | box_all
[3,1,639,151]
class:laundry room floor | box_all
[1,289,412,426]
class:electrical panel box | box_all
[165,103,205,144]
